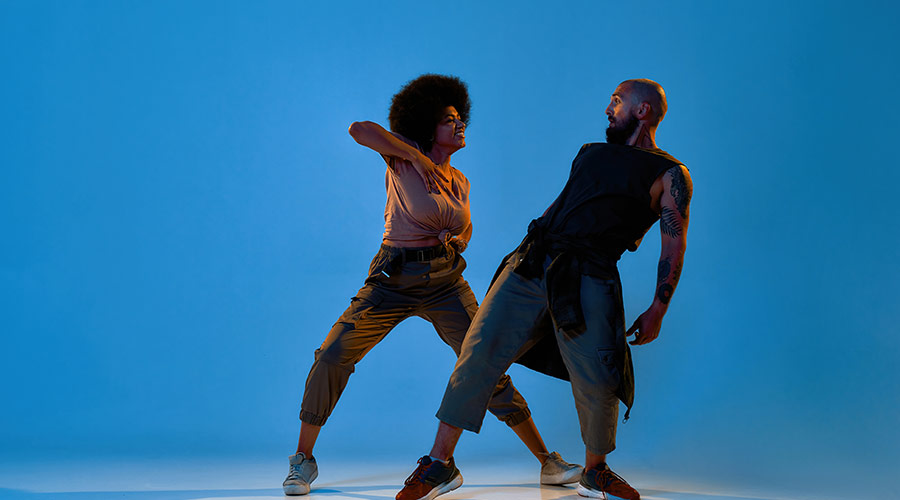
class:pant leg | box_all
[435,263,548,433]
[299,282,410,425]
[553,275,623,455]
[419,275,532,427]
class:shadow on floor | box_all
[0,485,787,500]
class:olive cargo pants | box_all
[299,245,531,427]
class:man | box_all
[395,79,693,500]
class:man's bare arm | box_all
[628,164,693,345]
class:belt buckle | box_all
[417,249,426,262]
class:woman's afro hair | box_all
[388,74,470,153]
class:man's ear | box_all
[636,102,651,119]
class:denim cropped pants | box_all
[437,257,626,455]
[299,245,532,427]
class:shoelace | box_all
[546,453,572,468]
[404,458,432,485]
[589,466,630,491]
[287,463,304,480]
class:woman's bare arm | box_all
[347,121,445,193]
[348,121,421,163]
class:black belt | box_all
[399,244,447,263]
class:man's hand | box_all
[627,304,666,345]
[411,152,448,194]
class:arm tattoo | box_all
[657,283,674,304]
[660,207,682,238]
[657,259,671,284]
[656,257,682,305]
[667,165,692,218]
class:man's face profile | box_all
[605,85,638,145]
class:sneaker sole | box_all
[284,469,317,496]
[577,484,635,500]
[418,472,464,500]
[283,483,310,495]
[541,466,584,485]
[576,483,608,499]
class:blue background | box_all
[2,1,898,498]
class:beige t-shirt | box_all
[381,134,471,248]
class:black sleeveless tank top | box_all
[539,143,683,262]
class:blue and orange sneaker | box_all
[395,455,463,500]
[576,463,640,500]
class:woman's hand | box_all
[448,236,468,253]
[410,152,448,194]
[447,222,471,253]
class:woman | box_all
[283,74,581,496]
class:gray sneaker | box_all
[541,451,584,485]
[283,452,318,495]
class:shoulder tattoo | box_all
[667,165,692,218]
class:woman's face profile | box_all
[432,106,466,152]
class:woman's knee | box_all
[315,327,362,368]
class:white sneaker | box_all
[283,452,318,495]
[540,451,584,485]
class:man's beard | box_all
[606,115,639,145]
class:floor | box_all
[0,457,805,500]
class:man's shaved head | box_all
[619,79,667,126]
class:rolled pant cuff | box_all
[586,443,616,456]
[299,410,328,426]
[498,407,531,427]
[436,412,483,434]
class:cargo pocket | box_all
[334,287,385,330]
[318,288,387,368]
[367,248,396,281]
[596,347,622,391]
[459,287,479,321]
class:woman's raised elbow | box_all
[348,121,372,141]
